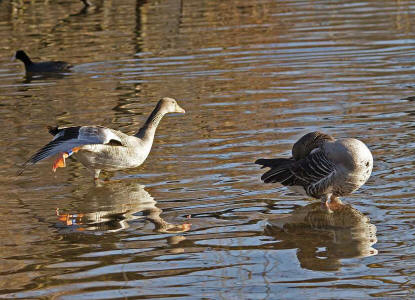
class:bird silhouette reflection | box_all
[21,72,69,84]
[55,182,191,234]
[265,200,377,271]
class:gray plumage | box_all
[19,98,185,179]
[255,131,373,207]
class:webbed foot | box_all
[52,152,69,172]
[52,147,81,172]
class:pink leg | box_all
[320,194,333,213]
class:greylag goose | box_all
[255,131,373,210]
[19,97,185,180]
[13,50,72,73]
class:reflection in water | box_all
[265,202,377,271]
[1,0,415,297]
[56,182,191,233]
[22,72,69,84]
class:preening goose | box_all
[13,50,72,73]
[255,131,373,210]
[19,97,185,180]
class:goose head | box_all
[158,97,185,114]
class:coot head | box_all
[14,50,32,64]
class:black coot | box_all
[14,50,72,73]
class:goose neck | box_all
[135,107,166,141]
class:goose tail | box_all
[255,158,295,184]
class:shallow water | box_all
[1,0,415,298]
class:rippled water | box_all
[1,0,415,298]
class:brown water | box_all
[1,0,415,298]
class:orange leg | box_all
[52,147,82,172]
[53,152,69,172]
[182,223,192,232]
[320,194,333,213]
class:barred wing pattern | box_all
[18,126,123,174]
[258,150,336,198]
[290,150,336,198]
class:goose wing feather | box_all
[18,126,124,173]
[290,150,336,197]
[257,150,337,198]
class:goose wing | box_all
[18,126,124,174]
[257,150,337,198]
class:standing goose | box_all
[18,97,185,180]
[13,50,72,73]
[255,131,373,210]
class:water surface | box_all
[1,0,415,298]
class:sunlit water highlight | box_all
[1,0,415,298]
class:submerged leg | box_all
[320,194,333,213]
[93,169,101,180]
[329,195,343,210]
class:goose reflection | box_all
[265,200,377,271]
[56,182,191,233]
